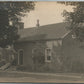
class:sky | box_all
[22,2,73,28]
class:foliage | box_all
[59,2,84,41]
[32,42,46,65]
[0,2,35,48]
[0,2,35,23]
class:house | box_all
[14,22,84,72]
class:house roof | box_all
[18,22,70,42]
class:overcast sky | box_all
[22,2,73,28]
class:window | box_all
[53,40,62,47]
[45,48,52,62]
[72,34,76,39]
[72,33,76,39]
[46,41,53,49]
[57,40,62,46]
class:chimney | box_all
[14,22,24,30]
[18,22,24,29]
[36,19,40,28]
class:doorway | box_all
[18,49,23,65]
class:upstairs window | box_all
[72,32,76,39]
[72,34,76,39]
[53,40,62,47]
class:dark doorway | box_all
[18,50,23,65]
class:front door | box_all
[18,50,23,65]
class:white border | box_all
[0,0,84,1]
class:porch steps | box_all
[0,63,11,70]
[6,66,17,71]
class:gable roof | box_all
[18,22,70,42]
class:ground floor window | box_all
[32,48,52,63]
[45,48,52,62]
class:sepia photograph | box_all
[0,1,84,83]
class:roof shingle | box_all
[18,22,70,42]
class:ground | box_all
[0,70,84,83]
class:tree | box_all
[59,2,84,41]
[0,2,35,48]
[57,2,84,72]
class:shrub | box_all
[0,60,6,67]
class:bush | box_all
[0,60,6,67]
